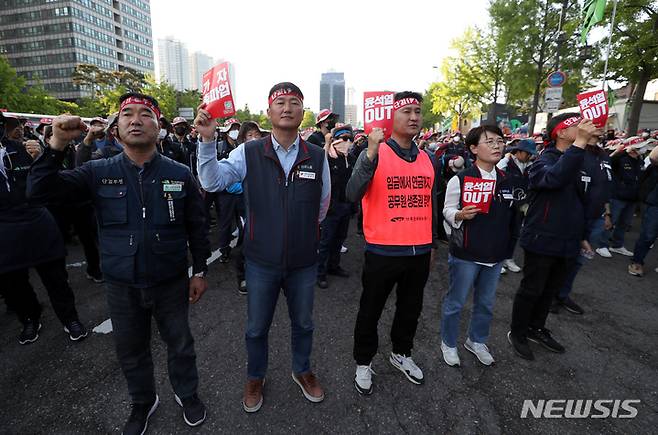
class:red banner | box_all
[577,90,608,128]
[363,91,394,139]
[201,62,236,119]
[462,176,495,214]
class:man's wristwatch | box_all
[193,271,206,278]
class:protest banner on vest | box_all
[462,176,495,213]
[577,90,608,128]
[201,62,236,119]
[363,91,394,139]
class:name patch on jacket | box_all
[296,164,316,180]
[101,178,124,185]
[161,179,184,192]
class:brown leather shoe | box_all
[242,379,264,413]
[292,371,325,403]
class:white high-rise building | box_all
[157,37,190,91]
[188,52,215,91]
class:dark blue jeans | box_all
[632,205,658,265]
[317,202,352,278]
[600,199,636,249]
[245,261,316,379]
[106,273,198,404]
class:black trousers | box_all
[50,204,101,276]
[106,273,199,404]
[510,250,573,336]
[0,258,79,325]
[204,191,237,250]
[353,251,430,365]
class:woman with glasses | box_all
[440,125,520,367]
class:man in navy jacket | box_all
[508,113,602,361]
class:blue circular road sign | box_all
[547,71,567,87]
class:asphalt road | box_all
[1,219,657,434]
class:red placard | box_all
[462,176,495,214]
[363,91,394,139]
[577,90,608,128]
[201,62,236,119]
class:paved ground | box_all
[1,218,657,434]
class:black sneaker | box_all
[527,327,565,353]
[549,299,561,314]
[559,297,584,315]
[238,280,247,295]
[123,395,159,435]
[327,266,350,278]
[64,320,88,341]
[174,393,206,427]
[507,331,534,360]
[317,277,329,289]
[19,319,42,345]
[86,271,104,283]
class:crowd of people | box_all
[1,83,657,434]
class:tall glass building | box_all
[319,71,345,122]
[0,0,155,100]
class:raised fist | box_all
[51,115,87,151]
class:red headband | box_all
[268,88,304,105]
[120,96,161,119]
[393,98,421,111]
[551,116,581,139]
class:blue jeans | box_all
[632,205,658,265]
[604,199,637,248]
[587,216,607,249]
[559,217,602,299]
[441,255,503,348]
[245,261,316,379]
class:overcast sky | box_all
[151,0,491,118]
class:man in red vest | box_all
[346,91,439,395]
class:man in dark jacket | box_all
[317,124,357,289]
[629,145,658,276]
[600,141,643,256]
[27,93,211,434]
[0,115,87,345]
[508,113,601,361]
[552,136,613,315]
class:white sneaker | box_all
[609,246,634,257]
[341,245,348,253]
[354,364,375,395]
[389,353,424,384]
[595,247,612,258]
[464,338,495,366]
[500,266,507,275]
[440,341,460,367]
[503,259,521,272]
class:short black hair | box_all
[546,112,580,139]
[394,91,423,103]
[464,125,504,147]
[118,92,160,110]
[268,82,304,100]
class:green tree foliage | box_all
[301,110,316,129]
[591,0,658,134]
[1,55,79,114]
[489,0,584,133]
[233,104,272,130]
[421,89,444,129]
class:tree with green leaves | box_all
[591,0,658,134]
[301,110,316,129]
[0,55,78,114]
[490,0,585,133]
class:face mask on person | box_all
[333,139,351,155]
[326,120,336,131]
[174,126,187,136]
[453,136,460,143]
[159,129,167,139]
[228,130,239,141]
[427,142,438,152]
